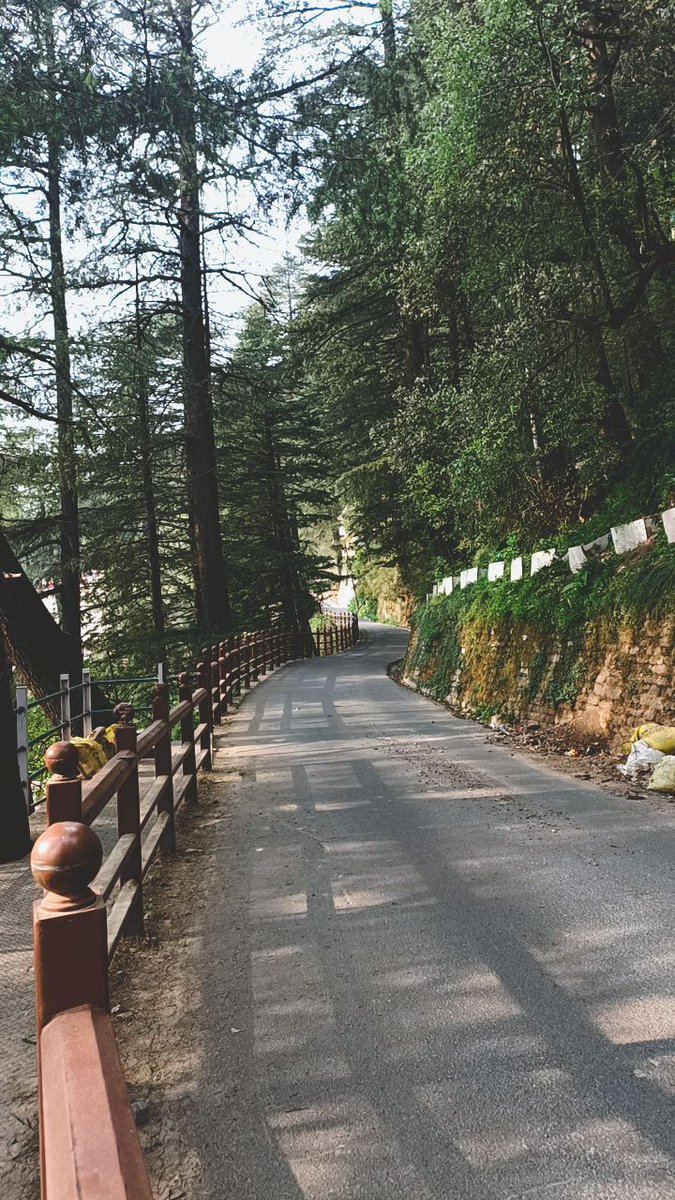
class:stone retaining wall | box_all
[402,612,674,751]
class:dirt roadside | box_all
[388,659,675,814]
[110,758,234,1200]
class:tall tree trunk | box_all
[380,0,426,389]
[263,414,314,650]
[0,529,110,723]
[176,0,231,635]
[46,10,81,647]
[134,274,166,650]
[587,322,632,447]
[0,634,31,863]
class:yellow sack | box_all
[648,756,675,794]
[623,724,675,755]
[103,723,121,755]
[70,736,110,780]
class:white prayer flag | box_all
[488,561,505,582]
[460,567,478,589]
[582,532,610,555]
[611,519,647,555]
[566,546,588,574]
[510,557,523,582]
[531,548,555,575]
[662,507,675,545]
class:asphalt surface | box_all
[193,620,675,1199]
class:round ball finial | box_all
[44,740,81,779]
[112,701,135,726]
[31,821,103,911]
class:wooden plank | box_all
[40,1006,153,1200]
[141,811,170,875]
[168,699,191,724]
[139,774,169,831]
[107,881,140,959]
[173,773,194,813]
[195,746,210,772]
[92,835,136,902]
[193,722,208,745]
[136,718,166,757]
[82,754,134,825]
[171,743,192,774]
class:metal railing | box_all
[15,665,164,814]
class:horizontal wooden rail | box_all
[31,823,152,1200]
[40,1004,153,1200]
[31,613,359,1199]
[42,675,211,959]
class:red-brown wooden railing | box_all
[29,611,359,1199]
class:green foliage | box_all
[281,0,675,609]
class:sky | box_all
[0,0,309,364]
[200,0,307,348]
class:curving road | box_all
[192,620,675,1199]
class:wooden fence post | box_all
[244,635,252,688]
[200,648,214,729]
[114,720,144,937]
[250,634,259,682]
[260,631,267,676]
[152,683,176,852]
[31,821,108,1032]
[210,645,221,725]
[178,673,198,805]
[44,742,82,825]
[233,633,240,700]
[196,667,212,770]
[218,643,228,716]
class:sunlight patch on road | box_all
[593,996,675,1045]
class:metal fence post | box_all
[59,674,71,741]
[15,685,32,814]
[81,669,92,736]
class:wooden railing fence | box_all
[28,610,359,1199]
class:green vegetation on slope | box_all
[406,532,675,712]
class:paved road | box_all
[192,620,675,1199]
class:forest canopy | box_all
[1,0,674,667]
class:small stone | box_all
[131,1098,150,1127]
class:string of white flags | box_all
[429,507,675,599]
